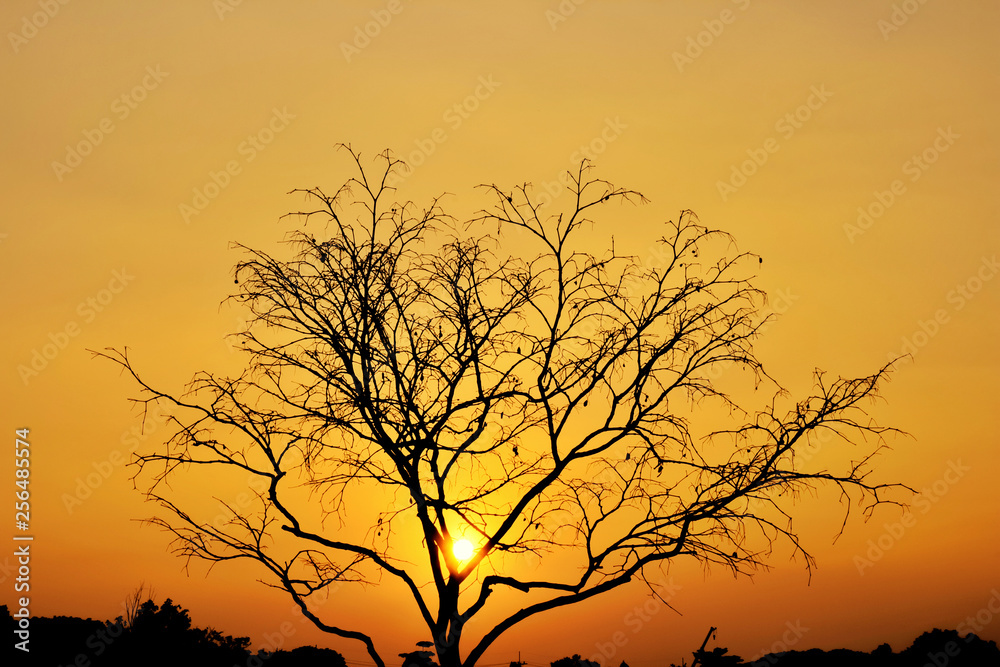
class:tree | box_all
[551,655,599,667]
[96,146,907,667]
[120,582,154,629]
[103,597,253,666]
[691,646,741,667]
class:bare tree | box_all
[95,146,907,667]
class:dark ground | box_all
[5,602,1000,666]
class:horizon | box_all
[2,2,998,667]
[10,599,1000,667]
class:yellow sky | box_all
[1,1,998,665]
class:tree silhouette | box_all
[267,645,351,667]
[692,646,742,667]
[551,654,599,667]
[96,146,907,667]
[104,597,251,666]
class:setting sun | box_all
[452,539,475,562]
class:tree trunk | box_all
[436,581,464,667]
[438,639,463,667]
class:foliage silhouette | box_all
[693,646,743,666]
[7,602,1000,667]
[102,598,250,666]
[97,146,909,667]
[401,647,442,667]
[550,654,599,667]
[4,606,104,666]
[690,628,1000,666]
[3,599,349,666]
[267,645,351,667]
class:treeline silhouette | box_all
[3,598,347,667]
[551,629,1000,667]
[683,627,1000,666]
[5,600,1000,666]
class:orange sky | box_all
[1,1,998,666]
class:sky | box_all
[1,0,998,665]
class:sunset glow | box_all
[2,2,998,667]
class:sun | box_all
[452,538,475,562]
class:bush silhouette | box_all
[551,654,600,667]
[97,598,250,666]
[694,646,743,666]
[267,645,351,667]
[900,628,1000,666]
[9,599,1000,667]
